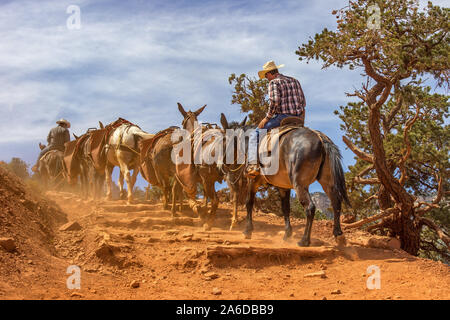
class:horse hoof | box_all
[243,231,252,240]
[203,223,212,231]
[335,234,347,247]
[283,229,293,241]
[229,221,236,231]
[298,239,310,247]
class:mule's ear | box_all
[194,104,206,116]
[99,121,104,129]
[220,113,229,129]
[73,133,79,139]
[240,116,248,126]
[177,102,187,117]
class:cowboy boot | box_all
[31,161,39,173]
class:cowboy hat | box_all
[258,60,285,79]
[56,118,71,128]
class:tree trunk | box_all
[398,212,421,255]
[363,81,424,256]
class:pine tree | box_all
[296,0,449,255]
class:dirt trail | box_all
[1,189,449,300]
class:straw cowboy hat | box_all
[258,60,285,79]
[56,118,71,128]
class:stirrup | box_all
[246,164,260,177]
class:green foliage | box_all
[297,0,449,88]
[255,186,282,215]
[133,186,147,201]
[3,157,30,180]
[419,202,450,264]
[291,198,329,220]
[315,209,329,220]
[291,197,306,218]
[145,185,163,201]
[296,0,449,257]
[228,73,269,125]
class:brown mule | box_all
[174,103,223,230]
[139,127,183,216]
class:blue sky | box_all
[0,0,446,192]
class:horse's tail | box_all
[316,132,351,208]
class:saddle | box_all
[139,126,179,184]
[41,149,63,160]
[139,127,179,164]
[89,118,138,169]
[280,115,304,127]
[260,117,304,154]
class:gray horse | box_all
[226,120,350,246]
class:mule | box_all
[104,119,154,204]
[229,121,351,246]
[37,144,65,190]
[139,127,183,216]
[63,131,105,199]
[174,103,223,229]
[219,114,249,230]
[63,134,90,197]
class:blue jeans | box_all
[248,114,294,164]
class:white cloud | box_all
[0,0,368,166]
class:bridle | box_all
[181,112,197,129]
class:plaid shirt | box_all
[267,74,306,119]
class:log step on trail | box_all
[98,217,199,229]
[100,204,160,213]
[206,245,338,265]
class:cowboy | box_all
[32,119,71,172]
[247,60,306,176]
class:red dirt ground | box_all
[0,167,449,300]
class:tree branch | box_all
[362,56,391,86]
[383,84,403,132]
[364,194,378,203]
[343,207,399,230]
[432,173,444,205]
[399,104,421,185]
[414,173,444,215]
[419,217,450,248]
[342,136,374,163]
[354,177,380,185]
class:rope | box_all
[174,172,196,197]
[221,162,246,185]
